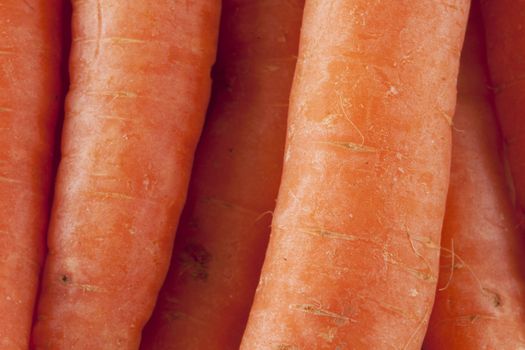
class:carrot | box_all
[424,6,525,348]
[31,1,221,349]
[140,1,304,349]
[0,2,65,349]
[240,1,471,349]
[480,0,525,217]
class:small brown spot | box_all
[61,275,69,284]
[180,244,211,281]
[483,288,502,308]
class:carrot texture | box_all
[481,0,525,215]
[32,1,220,349]
[140,1,304,349]
[0,2,65,349]
[241,1,470,349]
[424,6,525,348]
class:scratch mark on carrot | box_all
[298,227,377,245]
[75,37,146,44]
[317,141,377,153]
[87,90,138,99]
[434,106,454,126]
[95,115,135,122]
[289,304,352,324]
[88,191,136,201]
[0,107,13,112]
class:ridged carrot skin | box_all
[0,2,65,349]
[31,1,220,349]
[481,0,525,215]
[241,1,470,349]
[140,1,304,349]
[424,7,525,348]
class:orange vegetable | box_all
[241,1,470,348]
[481,0,525,216]
[140,1,304,348]
[424,6,525,348]
[0,2,65,348]
[31,1,220,348]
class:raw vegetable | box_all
[424,6,525,348]
[0,1,65,348]
[241,0,470,348]
[141,1,304,349]
[31,1,221,348]
[481,0,525,217]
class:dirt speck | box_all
[180,244,212,281]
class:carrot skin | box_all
[31,1,220,349]
[481,0,525,216]
[241,1,470,349]
[0,2,65,348]
[140,1,304,349]
[424,6,525,348]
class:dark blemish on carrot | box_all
[61,275,69,284]
[180,244,211,281]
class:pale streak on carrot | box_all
[74,37,146,44]
[86,191,137,201]
[0,107,13,112]
[94,0,102,58]
[0,50,13,56]
[0,176,24,185]
[298,226,379,245]
[89,173,116,179]
[438,239,455,291]
[75,283,106,293]
[255,210,274,223]
[434,105,454,126]
[317,141,378,153]
[95,114,136,122]
[289,304,353,324]
[86,90,138,99]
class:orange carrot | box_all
[424,6,525,348]
[240,1,470,348]
[481,0,525,217]
[0,2,65,348]
[140,1,304,349]
[31,1,221,349]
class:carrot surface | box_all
[0,2,65,349]
[31,1,220,349]
[481,0,525,216]
[424,6,525,348]
[240,1,470,349]
[140,1,303,349]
